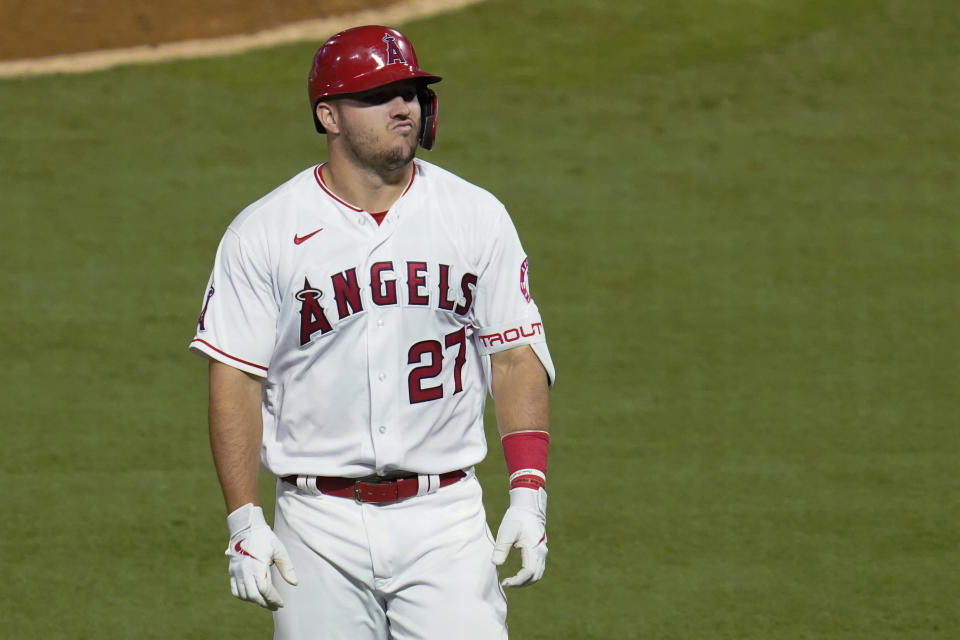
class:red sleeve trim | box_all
[190,338,269,372]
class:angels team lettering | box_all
[298,261,478,346]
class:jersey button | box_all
[378,372,386,381]
[378,426,387,434]
[376,318,384,327]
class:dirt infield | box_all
[0,0,480,76]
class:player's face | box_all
[331,80,422,173]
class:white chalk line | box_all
[0,0,483,78]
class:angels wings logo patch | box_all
[520,258,531,303]
[198,285,215,330]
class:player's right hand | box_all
[225,503,298,610]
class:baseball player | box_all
[189,25,555,639]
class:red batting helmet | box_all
[308,25,442,150]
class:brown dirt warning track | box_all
[0,0,482,77]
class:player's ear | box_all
[315,101,340,134]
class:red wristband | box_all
[501,430,549,490]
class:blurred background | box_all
[0,0,957,638]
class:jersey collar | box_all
[313,163,416,215]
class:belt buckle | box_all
[354,478,385,503]
[354,477,400,503]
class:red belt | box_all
[282,470,466,503]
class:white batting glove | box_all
[492,487,548,588]
[225,503,298,610]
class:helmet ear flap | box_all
[418,87,438,150]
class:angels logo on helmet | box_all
[382,35,407,65]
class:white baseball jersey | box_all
[190,159,554,478]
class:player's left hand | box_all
[492,487,548,588]
[225,503,299,610]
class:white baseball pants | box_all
[271,471,508,639]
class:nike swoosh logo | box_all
[235,540,257,560]
[294,228,324,245]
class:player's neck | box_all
[322,157,414,214]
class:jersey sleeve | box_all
[471,205,556,385]
[188,228,277,377]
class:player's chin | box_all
[392,136,419,162]
[377,143,417,171]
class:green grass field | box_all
[1,0,957,637]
